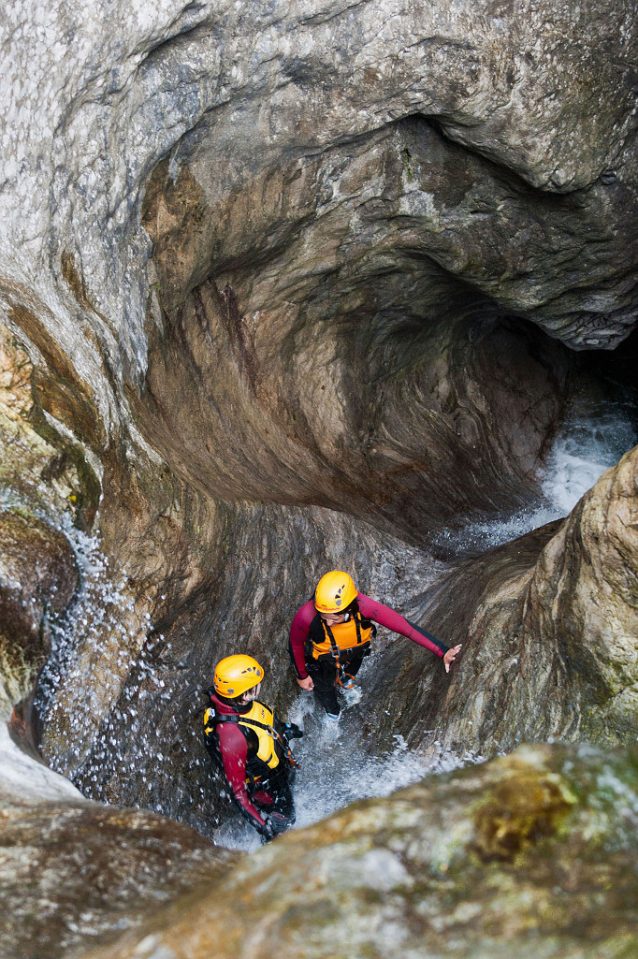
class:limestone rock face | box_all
[371,442,638,755]
[0,323,87,521]
[0,2,637,955]
[2,0,637,393]
[45,501,439,830]
[0,511,77,713]
[0,0,636,504]
[0,797,235,959]
[134,260,573,544]
[523,443,638,742]
[82,745,638,959]
[0,0,635,833]
[0,352,233,959]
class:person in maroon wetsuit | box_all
[289,570,462,718]
[203,654,302,841]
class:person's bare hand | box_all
[297,676,314,691]
[443,644,462,673]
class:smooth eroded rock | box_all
[0,510,78,705]
[0,798,237,959]
[82,744,638,959]
[370,443,638,755]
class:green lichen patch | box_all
[0,320,91,522]
[471,769,577,863]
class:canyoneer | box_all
[289,570,462,725]
[203,654,302,841]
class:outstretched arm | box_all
[357,593,460,664]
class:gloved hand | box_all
[283,722,303,741]
[259,815,277,842]
[259,811,292,842]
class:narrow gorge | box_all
[1,1,637,957]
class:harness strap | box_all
[212,715,270,735]
[209,713,300,768]
[323,621,357,689]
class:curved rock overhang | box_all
[0,2,637,955]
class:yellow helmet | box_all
[213,655,264,697]
[314,571,358,614]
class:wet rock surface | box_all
[0,511,77,633]
[0,323,85,521]
[137,224,573,542]
[83,744,638,959]
[0,510,77,711]
[0,799,235,959]
[1,0,637,409]
[0,1,637,956]
[370,442,638,756]
[44,501,440,832]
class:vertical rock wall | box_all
[369,443,638,755]
[0,7,637,951]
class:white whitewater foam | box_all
[213,392,637,851]
[212,691,483,852]
[540,394,636,515]
[439,392,638,555]
[6,390,635,849]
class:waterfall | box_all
[436,389,638,556]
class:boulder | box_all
[0,797,235,959]
[82,744,638,959]
[0,510,78,707]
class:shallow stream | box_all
[29,383,638,852]
[214,388,638,851]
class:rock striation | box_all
[2,0,637,397]
[0,1,637,955]
[0,0,635,826]
[0,0,636,534]
[370,442,638,755]
[0,798,235,959]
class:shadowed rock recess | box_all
[0,0,637,956]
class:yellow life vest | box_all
[311,613,373,660]
[203,701,281,771]
[204,699,297,783]
[238,700,281,770]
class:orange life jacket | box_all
[310,611,373,660]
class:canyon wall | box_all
[0,1,637,956]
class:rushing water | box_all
[25,386,638,851]
[0,490,134,747]
[213,684,483,851]
[437,391,638,556]
[34,523,137,775]
[213,390,638,851]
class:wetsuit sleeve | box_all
[288,600,316,679]
[357,593,449,658]
[217,723,267,831]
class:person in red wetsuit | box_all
[203,654,302,841]
[289,570,462,719]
